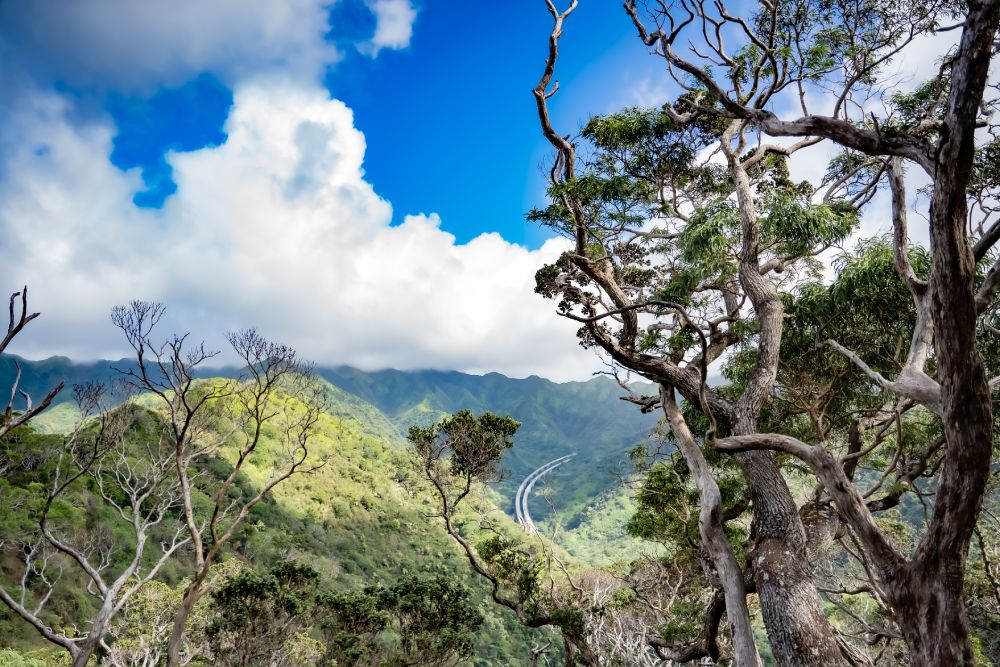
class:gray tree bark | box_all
[660,385,762,667]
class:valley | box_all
[0,354,659,664]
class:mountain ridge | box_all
[1,354,659,528]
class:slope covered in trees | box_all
[317,367,656,521]
[1,356,658,527]
[0,374,565,665]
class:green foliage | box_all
[675,202,740,276]
[656,599,702,644]
[371,575,483,666]
[760,192,858,255]
[206,561,321,666]
[408,410,520,482]
[316,588,388,665]
[886,75,949,131]
[626,446,746,563]
[548,606,586,638]
[581,107,699,190]
[549,487,655,565]
[477,535,540,603]
[211,569,484,667]
[0,649,66,667]
[774,238,927,425]
[972,136,1000,191]
[582,107,678,150]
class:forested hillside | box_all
[0,375,567,665]
[1,355,658,528]
[4,0,1000,663]
[316,367,657,521]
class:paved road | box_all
[513,454,576,533]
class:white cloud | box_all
[364,0,417,55]
[0,81,598,381]
[0,0,339,89]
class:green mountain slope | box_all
[317,366,658,524]
[1,356,660,530]
[0,379,557,665]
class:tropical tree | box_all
[531,0,1000,663]
[368,574,484,667]
[109,301,327,667]
[407,410,600,664]
[316,586,388,667]
[206,562,483,667]
[205,560,323,667]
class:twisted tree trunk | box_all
[661,385,762,667]
[889,2,1000,662]
[725,127,859,667]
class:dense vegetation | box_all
[4,0,1000,664]
[1,356,657,524]
[0,374,566,665]
[524,0,1000,663]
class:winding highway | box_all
[513,453,576,533]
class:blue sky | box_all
[320,1,664,246]
[0,0,668,379]
[101,1,662,245]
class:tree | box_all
[531,0,1000,663]
[0,288,63,442]
[205,560,323,667]
[104,558,248,667]
[532,5,854,662]
[104,580,183,667]
[407,410,600,665]
[109,301,326,667]
[369,575,484,667]
[206,563,482,667]
[316,587,388,667]
[1,336,186,665]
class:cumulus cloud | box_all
[0,0,339,90]
[364,0,417,54]
[0,81,598,381]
